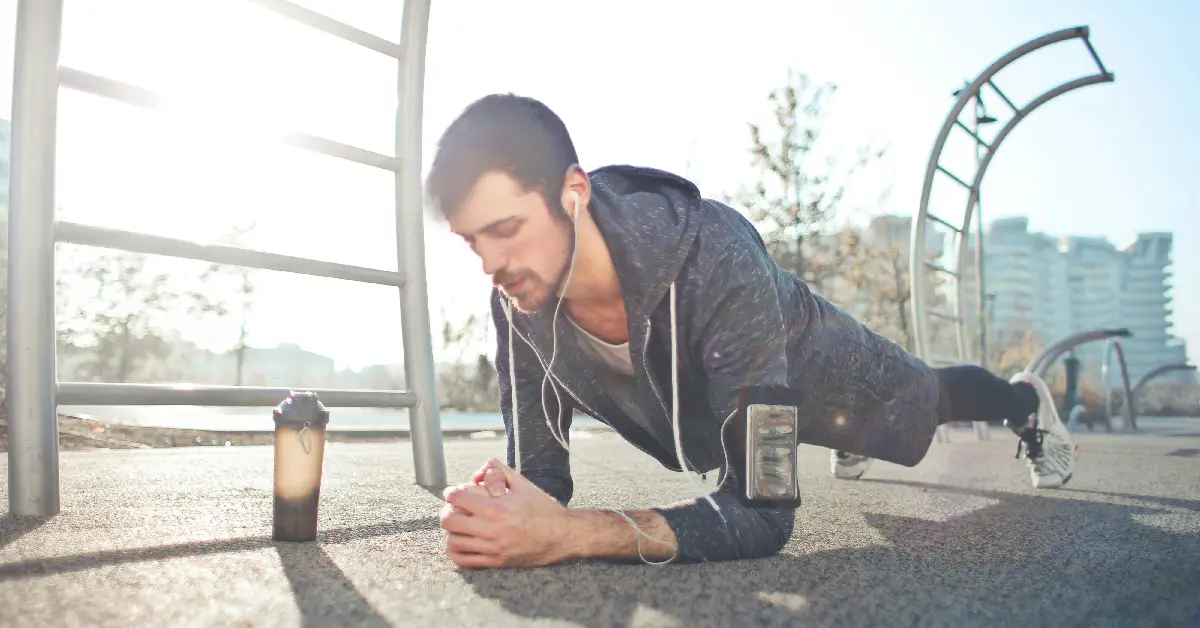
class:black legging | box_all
[934,365,1040,433]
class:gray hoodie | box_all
[491,165,941,563]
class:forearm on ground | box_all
[561,508,679,563]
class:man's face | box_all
[449,172,573,314]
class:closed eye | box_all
[485,218,522,239]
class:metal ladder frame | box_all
[909,26,1115,443]
[7,0,446,517]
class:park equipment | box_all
[1026,328,1135,432]
[909,26,1114,443]
[7,0,446,517]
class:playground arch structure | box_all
[1099,359,1197,431]
[7,0,447,517]
[1028,330,1196,432]
[908,26,1115,443]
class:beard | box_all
[497,221,576,315]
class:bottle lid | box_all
[272,390,331,427]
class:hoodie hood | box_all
[586,165,704,319]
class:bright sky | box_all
[1,0,1196,371]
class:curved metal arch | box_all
[951,72,1116,330]
[1099,338,1137,431]
[1133,363,1198,396]
[1024,328,1136,431]
[911,26,1116,363]
[1130,363,1198,412]
[1027,328,1131,377]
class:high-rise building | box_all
[1114,232,1187,377]
[985,217,1073,348]
[979,217,1186,382]
[860,214,1187,384]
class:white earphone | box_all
[568,190,580,220]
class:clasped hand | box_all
[440,458,576,568]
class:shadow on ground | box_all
[0,515,47,552]
[461,481,1200,627]
[0,516,439,627]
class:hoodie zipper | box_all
[544,366,664,463]
[511,309,672,463]
[519,323,664,463]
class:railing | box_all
[7,0,446,517]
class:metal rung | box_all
[57,221,406,287]
[986,80,1019,113]
[1081,37,1109,75]
[929,308,961,322]
[925,213,963,234]
[250,0,402,59]
[58,382,417,408]
[57,67,400,171]
[936,165,972,189]
[924,261,958,276]
[952,119,991,149]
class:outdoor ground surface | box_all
[2,428,1199,627]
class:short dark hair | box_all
[425,93,580,220]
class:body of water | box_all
[59,405,604,432]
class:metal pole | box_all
[1108,340,1136,431]
[7,0,65,517]
[395,0,447,491]
[973,100,988,369]
[1102,339,1115,419]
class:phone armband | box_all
[726,386,804,509]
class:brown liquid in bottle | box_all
[272,392,330,542]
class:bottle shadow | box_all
[1,515,439,627]
[276,542,392,628]
[459,481,1200,627]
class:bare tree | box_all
[880,244,914,351]
[851,239,914,352]
[56,250,189,382]
[435,309,498,412]
[731,70,887,297]
[194,223,258,385]
[990,326,1044,381]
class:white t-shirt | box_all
[566,317,675,448]
[568,318,635,376]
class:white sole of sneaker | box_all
[1010,372,1077,490]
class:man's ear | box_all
[561,165,591,220]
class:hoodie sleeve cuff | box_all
[652,492,795,563]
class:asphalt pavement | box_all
[2,428,1198,627]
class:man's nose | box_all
[478,243,508,277]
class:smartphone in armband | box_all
[727,386,804,509]
[745,403,801,506]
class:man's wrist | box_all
[557,509,603,561]
[557,508,678,562]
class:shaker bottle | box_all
[272,391,330,542]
